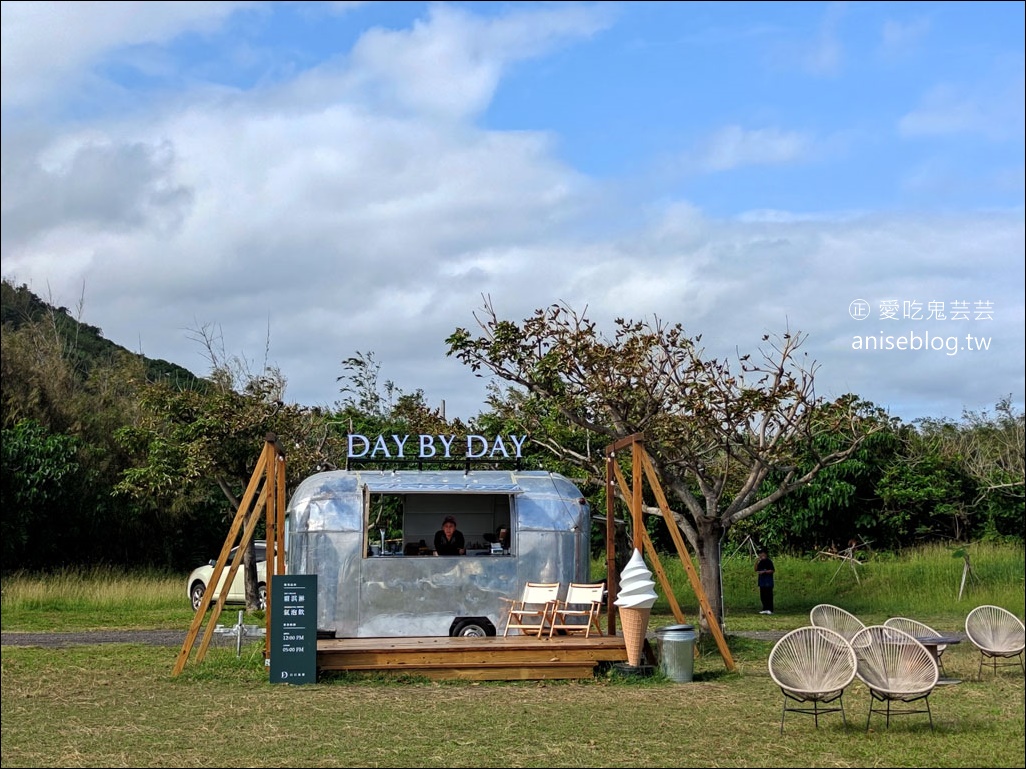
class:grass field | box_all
[2,542,1024,767]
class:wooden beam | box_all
[264,438,287,656]
[604,454,618,636]
[636,526,687,625]
[610,461,686,624]
[640,450,735,672]
[631,442,643,551]
[173,440,280,676]
[195,486,267,663]
[601,435,736,674]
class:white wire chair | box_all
[851,625,939,730]
[810,603,866,642]
[965,605,1026,677]
[884,617,949,676]
[768,626,857,733]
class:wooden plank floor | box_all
[318,633,631,681]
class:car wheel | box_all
[190,581,206,611]
[452,619,492,637]
[257,583,267,611]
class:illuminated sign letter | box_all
[437,434,456,458]
[466,434,488,459]
[391,435,409,458]
[371,435,391,458]
[348,434,370,458]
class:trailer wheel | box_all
[450,618,495,637]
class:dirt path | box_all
[1,630,188,648]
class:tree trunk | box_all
[693,521,725,632]
[243,540,259,611]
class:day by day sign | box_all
[269,575,317,684]
[346,433,528,460]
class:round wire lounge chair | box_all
[884,617,949,676]
[851,625,939,730]
[768,626,857,733]
[965,604,1026,677]
[810,603,866,642]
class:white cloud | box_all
[803,7,843,77]
[879,16,930,57]
[691,125,812,173]
[768,0,845,77]
[344,3,612,120]
[1,1,253,108]
[899,72,1026,141]
[1,2,1022,426]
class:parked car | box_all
[186,541,268,611]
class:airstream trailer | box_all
[285,469,592,638]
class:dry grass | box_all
[2,636,1023,767]
[2,544,1023,767]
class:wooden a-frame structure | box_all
[172,435,287,676]
[604,434,736,672]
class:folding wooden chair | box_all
[548,582,605,638]
[503,582,561,637]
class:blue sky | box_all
[2,1,1023,423]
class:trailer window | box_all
[364,492,514,557]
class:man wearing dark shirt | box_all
[755,548,775,615]
[433,515,466,556]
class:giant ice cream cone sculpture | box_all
[614,549,658,667]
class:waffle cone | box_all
[619,606,651,667]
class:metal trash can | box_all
[655,624,697,682]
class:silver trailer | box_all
[285,469,592,638]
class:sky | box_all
[2,1,1023,425]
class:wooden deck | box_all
[317,633,633,681]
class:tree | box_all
[956,397,1024,502]
[473,381,631,562]
[0,419,82,569]
[1,281,167,568]
[747,405,901,553]
[335,350,461,443]
[909,397,1024,540]
[447,300,882,626]
[115,326,343,608]
[875,440,977,544]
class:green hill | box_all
[1,278,203,388]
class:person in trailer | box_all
[433,515,466,556]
